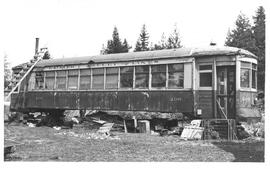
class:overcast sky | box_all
[0,0,266,67]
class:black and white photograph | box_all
[1,0,267,165]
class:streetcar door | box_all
[216,66,236,119]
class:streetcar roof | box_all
[31,46,257,67]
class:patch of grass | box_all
[4,124,264,162]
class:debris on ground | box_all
[54,131,120,140]
[27,122,36,128]
[4,145,15,159]
[53,126,61,130]
[97,123,114,135]
[240,122,264,138]
[236,121,265,141]
[180,120,204,140]
[236,125,250,139]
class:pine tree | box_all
[102,27,131,54]
[4,54,11,89]
[253,6,265,91]
[225,9,265,91]
[134,39,142,52]
[122,39,131,53]
[134,24,150,52]
[152,33,167,50]
[225,13,256,53]
[166,25,182,49]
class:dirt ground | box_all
[4,123,264,162]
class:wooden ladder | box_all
[5,48,47,101]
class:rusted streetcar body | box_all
[10,47,260,121]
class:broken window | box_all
[45,71,55,89]
[168,63,184,88]
[120,67,133,88]
[106,67,118,89]
[80,69,91,90]
[92,68,104,89]
[199,64,212,87]
[56,70,66,89]
[35,72,44,89]
[68,70,78,90]
[135,66,149,88]
[151,65,166,88]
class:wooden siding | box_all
[10,91,194,114]
[195,90,213,118]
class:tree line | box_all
[100,24,182,54]
[225,6,265,91]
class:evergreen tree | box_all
[43,50,51,59]
[134,39,142,52]
[253,6,265,91]
[225,9,265,91]
[152,33,167,50]
[166,25,182,49]
[134,24,150,52]
[225,13,256,53]
[102,27,131,54]
[122,39,131,53]
[4,54,11,89]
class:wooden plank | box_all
[123,120,127,133]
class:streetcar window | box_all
[35,72,44,89]
[92,68,104,89]
[240,62,257,89]
[199,64,212,87]
[80,69,91,90]
[56,70,66,89]
[241,68,250,88]
[135,66,149,88]
[106,68,118,89]
[45,71,55,89]
[68,70,78,90]
[168,63,184,88]
[151,65,166,88]
[252,63,257,89]
[120,67,133,88]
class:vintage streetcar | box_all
[9,46,260,125]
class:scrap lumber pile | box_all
[180,120,204,140]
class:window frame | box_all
[67,69,79,90]
[120,66,134,89]
[135,65,149,89]
[198,64,213,90]
[79,69,91,90]
[251,63,257,89]
[45,71,55,90]
[167,63,184,89]
[56,70,67,90]
[105,67,119,89]
[92,68,105,90]
[240,61,257,90]
[151,64,167,89]
[34,71,44,90]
